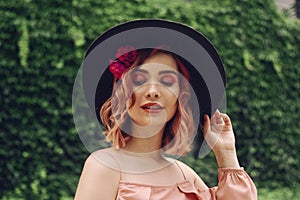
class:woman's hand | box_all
[203,110,240,168]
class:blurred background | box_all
[1,0,299,199]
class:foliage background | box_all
[0,0,299,199]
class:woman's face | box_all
[128,52,180,128]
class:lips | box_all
[141,102,164,113]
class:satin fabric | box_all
[116,168,257,200]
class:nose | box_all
[145,84,161,99]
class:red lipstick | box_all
[141,102,164,113]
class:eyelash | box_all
[132,74,146,86]
[160,77,174,86]
[131,73,176,87]
[133,80,145,86]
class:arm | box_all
[74,154,120,200]
[202,111,257,199]
[203,111,240,168]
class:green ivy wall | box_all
[1,0,299,199]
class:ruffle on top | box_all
[116,168,257,200]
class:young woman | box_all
[74,20,257,200]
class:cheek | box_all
[128,93,136,108]
[166,87,180,116]
[166,97,178,121]
[164,91,179,111]
[128,92,142,116]
[165,84,180,100]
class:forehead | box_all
[140,52,178,72]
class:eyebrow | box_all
[134,69,178,75]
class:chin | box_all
[135,118,166,127]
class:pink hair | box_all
[100,49,195,156]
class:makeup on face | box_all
[127,53,180,127]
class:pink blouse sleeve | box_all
[199,167,257,200]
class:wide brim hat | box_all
[81,19,226,156]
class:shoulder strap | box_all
[174,161,187,180]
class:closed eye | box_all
[132,72,146,86]
[160,75,176,87]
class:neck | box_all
[122,123,165,154]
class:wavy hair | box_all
[100,49,195,156]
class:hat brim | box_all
[82,19,226,156]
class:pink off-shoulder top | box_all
[116,162,257,200]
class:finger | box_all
[212,110,223,125]
[203,114,210,136]
[210,113,216,125]
[216,113,224,124]
[220,113,232,126]
[212,109,220,117]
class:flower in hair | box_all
[109,46,137,79]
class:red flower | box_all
[116,46,137,59]
[109,46,137,79]
[109,60,127,79]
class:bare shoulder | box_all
[175,159,209,190]
[74,149,120,200]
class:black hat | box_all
[81,19,226,156]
